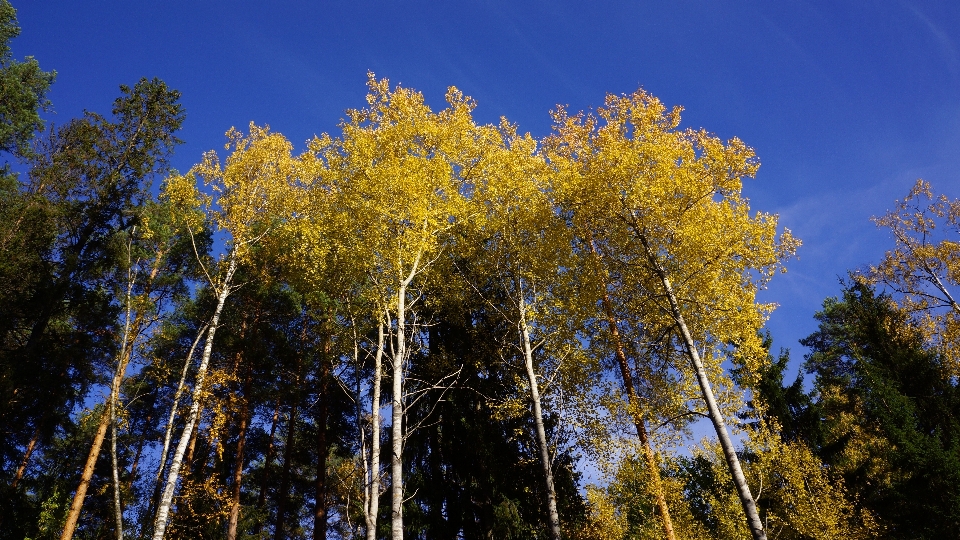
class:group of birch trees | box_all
[4,2,960,538]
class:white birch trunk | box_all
[152,251,238,540]
[111,246,136,540]
[365,321,385,540]
[516,279,562,540]
[110,396,123,540]
[150,320,208,512]
[390,289,406,540]
[390,254,421,540]
[639,236,767,540]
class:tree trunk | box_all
[60,409,110,540]
[587,235,677,540]
[150,322,208,516]
[11,426,39,489]
[274,400,299,540]
[313,328,332,540]
[110,395,123,540]
[516,280,562,540]
[111,255,137,540]
[181,407,202,477]
[639,234,767,540]
[364,321,385,540]
[258,396,282,509]
[391,286,409,540]
[152,251,237,540]
[226,368,252,540]
[389,253,422,540]
[63,311,139,540]
[275,321,308,540]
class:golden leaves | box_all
[547,87,798,386]
[870,178,960,377]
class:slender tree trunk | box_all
[365,321,385,540]
[274,399,299,540]
[314,328,332,540]
[111,253,137,540]
[63,313,139,540]
[181,407,202,477]
[388,253,423,540]
[391,282,411,540]
[516,280,562,540]
[11,426,39,489]
[258,396,282,509]
[587,235,677,540]
[110,396,123,540]
[601,296,676,539]
[638,234,766,540]
[152,251,238,540]
[150,322,208,515]
[60,410,110,540]
[276,325,306,540]
[226,368,252,540]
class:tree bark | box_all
[110,397,123,540]
[226,368,252,540]
[516,278,562,540]
[60,409,110,540]
[63,305,139,540]
[364,321,385,540]
[111,252,137,540]
[150,322,208,516]
[274,399,299,540]
[11,426,39,489]
[391,275,414,540]
[276,327,305,540]
[152,251,237,540]
[389,253,422,540]
[313,328,332,540]
[638,234,767,540]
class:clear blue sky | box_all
[11,0,960,372]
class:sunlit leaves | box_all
[870,179,960,377]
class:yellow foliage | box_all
[191,123,303,264]
[546,88,799,383]
[870,178,960,377]
[693,421,879,540]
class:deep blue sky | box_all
[11,1,960,369]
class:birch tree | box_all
[152,124,300,540]
[333,74,487,540]
[870,179,960,377]
[547,89,798,540]
[463,123,579,540]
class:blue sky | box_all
[11,0,960,373]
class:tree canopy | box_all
[2,4,959,538]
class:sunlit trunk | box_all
[364,321,385,540]
[390,288,407,540]
[516,276,562,540]
[60,410,109,540]
[150,322,207,518]
[226,368,252,540]
[390,253,421,540]
[11,427,39,489]
[587,234,676,540]
[152,251,237,540]
[639,234,766,540]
